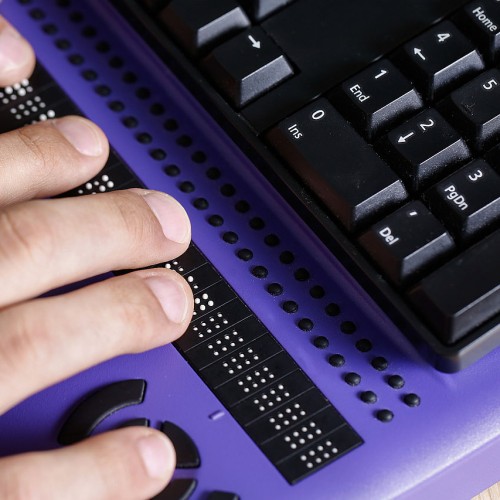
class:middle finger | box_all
[0,188,191,307]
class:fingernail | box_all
[0,24,32,74]
[137,191,190,244]
[53,116,105,157]
[145,275,189,324]
[137,433,175,480]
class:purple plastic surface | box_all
[0,1,499,498]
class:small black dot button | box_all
[328,354,345,367]
[164,164,180,177]
[360,391,377,404]
[193,198,209,210]
[95,84,111,96]
[340,321,356,334]
[344,372,361,386]
[298,318,314,331]
[279,250,294,264]
[237,248,253,260]
[150,149,167,160]
[136,87,151,99]
[403,393,421,407]
[96,42,111,53]
[191,151,206,163]
[264,234,280,246]
[251,265,268,278]
[376,409,394,422]
[235,200,250,212]
[282,300,298,313]
[294,268,310,281]
[179,181,195,193]
[325,303,340,316]
[355,339,372,352]
[313,336,329,349]
[223,231,239,244]
[221,184,236,197]
[177,134,193,147]
[371,356,389,371]
[249,217,265,230]
[164,118,179,131]
[136,132,152,144]
[309,285,325,298]
[208,215,224,226]
[388,375,405,389]
[122,116,138,128]
[267,283,283,296]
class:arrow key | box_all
[203,26,294,108]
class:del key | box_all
[268,99,407,231]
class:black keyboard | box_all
[115,0,500,371]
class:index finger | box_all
[0,16,35,86]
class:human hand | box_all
[0,17,194,499]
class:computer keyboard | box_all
[115,0,500,371]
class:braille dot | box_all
[42,23,58,34]
[81,26,97,38]
[294,268,310,281]
[68,54,84,65]
[122,116,138,128]
[69,11,84,22]
[136,132,152,144]
[208,215,224,227]
[164,164,180,176]
[298,318,314,332]
[179,181,195,193]
[376,410,394,423]
[309,285,325,299]
[205,167,221,180]
[313,336,329,349]
[163,118,178,131]
[267,283,283,296]
[371,356,389,371]
[344,372,361,386]
[340,321,356,334]
[223,232,238,244]
[191,151,206,163]
[95,85,111,97]
[279,251,295,264]
[360,391,377,404]
[251,266,268,279]
[355,339,372,352]
[136,87,151,99]
[403,393,421,407]
[81,69,98,81]
[109,56,124,68]
[29,8,45,19]
[387,375,405,389]
[264,234,280,247]
[235,200,250,213]
[55,38,71,50]
[150,149,166,160]
[96,41,110,53]
[237,248,253,261]
[325,303,340,316]
[328,354,345,368]
[193,198,209,210]
[123,71,138,84]
[108,101,125,112]
[282,301,298,313]
[249,217,265,230]
[177,134,193,147]
[219,184,235,197]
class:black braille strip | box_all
[55,38,71,50]
[193,198,209,210]
[264,234,280,247]
[387,375,405,389]
[371,356,389,371]
[340,321,356,334]
[298,318,314,331]
[235,200,250,213]
[136,87,151,100]
[150,149,166,160]
[313,336,329,349]
[123,72,138,84]
[81,69,98,81]
[136,132,152,144]
[95,85,111,97]
[223,232,238,244]
[328,354,345,367]
[355,339,372,352]
[344,372,361,386]
[68,54,84,65]
[163,118,178,131]
[282,301,298,313]
[96,41,110,53]
[294,268,310,281]
[237,248,253,261]
[279,251,294,264]
[267,283,283,296]
[208,215,224,227]
[81,26,97,38]
[109,56,124,68]
[122,116,138,128]
[403,394,421,407]
[191,151,207,163]
[376,410,394,423]
[176,134,193,147]
[360,391,377,404]
[251,266,268,279]
[220,184,236,197]
[309,285,325,299]
[163,164,180,177]
[178,181,195,193]
[108,101,125,112]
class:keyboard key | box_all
[381,108,470,192]
[425,159,500,243]
[203,27,294,108]
[441,68,500,151]
[399,20,484,100]
[159,0,250,56]
[458,0,500,63]
[238,0,293,21]
[408,229,500,344]
[332,60,423,140]
[267,99,407,231]
[358,201,454,286]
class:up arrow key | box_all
[413,47,426,61]
[248,35,261,49]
